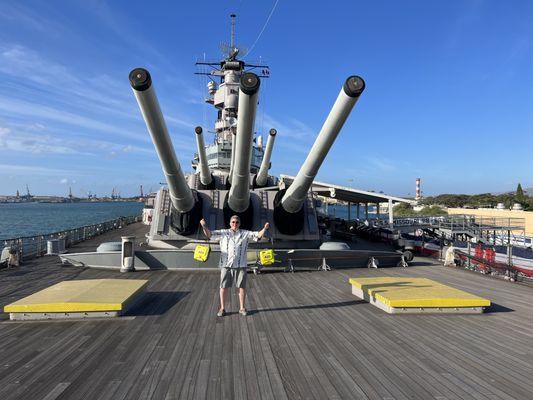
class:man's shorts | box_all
[220,267,247,289]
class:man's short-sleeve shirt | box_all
[210,229,260,269]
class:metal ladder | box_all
[209,190,220,229]
[260,190,269,227]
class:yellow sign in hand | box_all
[259,249,275,265]
[194,244,210,262]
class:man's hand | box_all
[264,222,270,230]
[200,218,211,239]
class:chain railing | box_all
[1,215,141,261]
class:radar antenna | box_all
[219,14,248,60]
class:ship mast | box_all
[230,13,236,51]
[193,14,270,176]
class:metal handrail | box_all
[374,215,526,231]
[2,215,141,261]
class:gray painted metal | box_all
[228,75,260,212]
[9,311,121,320]
[120,236,135,272]
[146,188,321,248]
[281,78,363,213]
[194,127,212,186]
[256,128,276,186]
[60,248,403,271]
[131,78,195,213]
[228,131,236,184]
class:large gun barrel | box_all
[129,68,195,212]
[227,72,260,214]
[275,76,365,234]
[130,68,201,235]
[255,128,277,187]
[194,126,213,187]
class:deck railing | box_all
[1,215,141,261]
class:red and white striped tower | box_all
[415,178,421,200]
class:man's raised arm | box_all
[200,219,211,239]
[256,222,270,240]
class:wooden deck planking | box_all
[269,275,378,399]
[1,223,533,399]
[289,274,410,400]
[290,275,432,400]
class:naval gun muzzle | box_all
[129,68,202,235]
[225,72,261,229]
[274,75,366,235]
[254,128,277,188]
[194,126,214,188]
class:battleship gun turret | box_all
[129,68,202,235]
[254,128,276,188]
[274,75,366,234]
[60,15,408,271]
[225,72,260,228]
[194,126,214,188]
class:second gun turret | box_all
[194,126,215,188]
[254,128,277,188]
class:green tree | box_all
[517,183,524,198]
[393,203,415,217]
[419,205,447,216]
[515,183,528,209]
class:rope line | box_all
[245,0,280,58]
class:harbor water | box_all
[0,202,143,240]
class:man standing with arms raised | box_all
[200,216,269,317]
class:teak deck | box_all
[1,223,533,399]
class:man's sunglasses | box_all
[230,221,240,224]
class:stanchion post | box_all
[120,236,136,273]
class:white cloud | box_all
[366,156,397,172]
[60,178,68,184]
[0,3,54,33]
[28,123,46,131]
[166,115,196,129]
[0,95,148,143]
[0,164,72,176]
[260,113,317,154]
[0,121,159,157]
[263,113,315,140]
[0,127,91,155]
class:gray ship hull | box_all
[59,248,404,271]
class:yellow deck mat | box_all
[4,279,148,313]
[349,277,491,308]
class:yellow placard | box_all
[259,249,275,265]
[194,244,210,262]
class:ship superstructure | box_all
[126,13,366,251]
[60,14,408,270]
[190,14,272,188]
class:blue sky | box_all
[1,1,532,197]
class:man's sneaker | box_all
[217,309,226,317]
[239,309,248,316]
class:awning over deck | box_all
[279,175,414,205]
